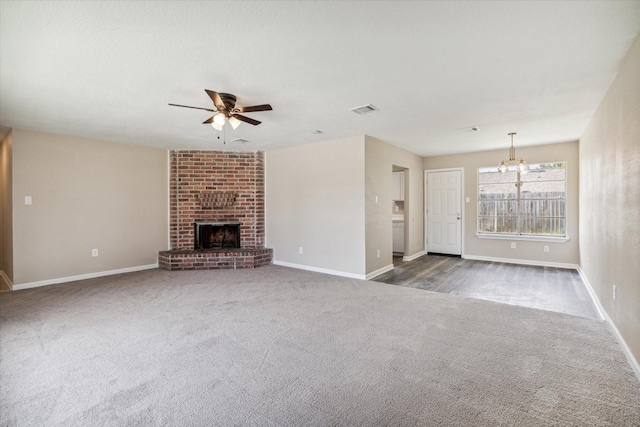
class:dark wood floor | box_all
[372,254,599,319]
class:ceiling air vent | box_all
[231,138,250,144]
[349,104,379,115]
[458,126,480,132]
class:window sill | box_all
[475,233,570,243]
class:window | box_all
[478,162,566,238]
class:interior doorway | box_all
[392,166,407,256]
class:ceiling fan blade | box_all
[234,104,273,113]
[232,114,261,126]
[205,89,226,110]
[169,103,216,112]
[203,116,214,124]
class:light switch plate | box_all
[25,196,32,205]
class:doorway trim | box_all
[424,167,465,257]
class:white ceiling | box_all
[1,1,639,157]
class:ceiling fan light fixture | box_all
[213,113,226,126]
[228,116,241,130]
[169,89,273,138]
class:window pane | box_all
[479,183,518,200]
[519,218,566,235]
[479,168,517,184]
[479,216,518,233]
[519,199,566,218]
[478,200,518,216]
[521,163,566,182]
[520,180,566,199]
[477,161,567,237]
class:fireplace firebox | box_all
[194,222,241,250]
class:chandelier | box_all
[498,132,529,174]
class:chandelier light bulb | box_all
[518,159,529,174]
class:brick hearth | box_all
[159,150,272,270]
[158,248,272,270]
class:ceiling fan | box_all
[169,89,272,130]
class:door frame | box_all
[424,167,465,256]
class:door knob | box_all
[456,213,461,220]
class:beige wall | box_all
[265,135,425,277]
[12,129,168,285]
[365,136,425,274]
[423,141,580,266]
[1,131,13,286]
[579,35,640,362]
[265,136,367,276]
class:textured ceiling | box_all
[1,1,639,156]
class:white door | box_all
[426,170,462,255]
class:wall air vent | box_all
[349,104,379,115]
[231,138,250,144]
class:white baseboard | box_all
[577,267,640,382]
[403,251,425,262]
[463,254,579,270]
[273,260,367,280]
[13,263,159,291]
[273,260,396,282]
[366,264,395,280]
[575,267,606,321]
[0,270,13,290]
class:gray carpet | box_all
[1,265,639,426]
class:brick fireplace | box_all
[158,150,272,270]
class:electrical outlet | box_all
[298,246,303,255]
[543,245,549,253]
[92,249,99,257]
[376,249,380,259]
[613,285,616,301]
[510,242,516,249]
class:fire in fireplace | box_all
[194,222,241,250]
